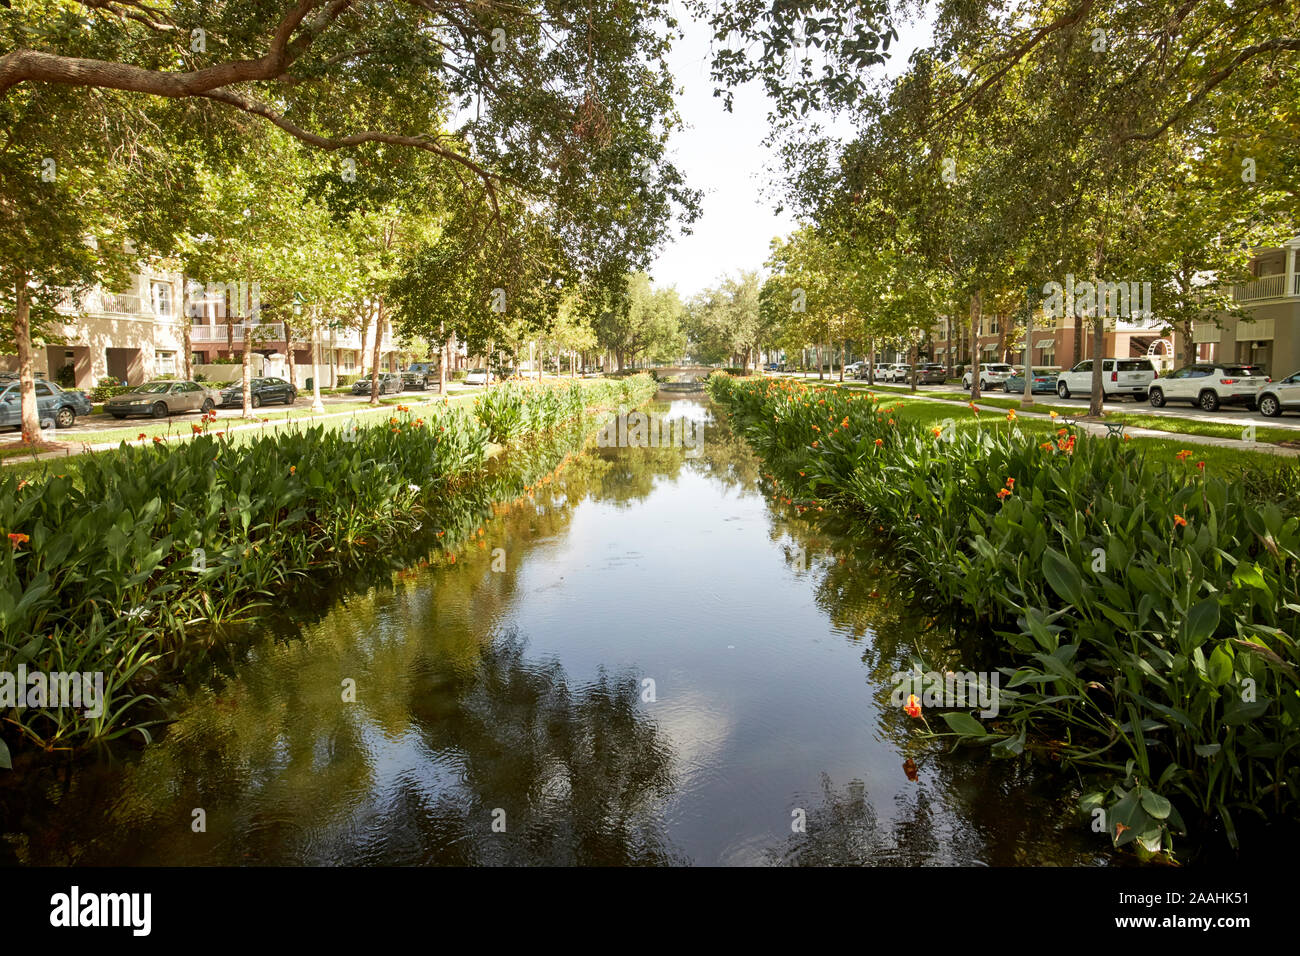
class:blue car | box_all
[1004,368,1059,394]
[0,379,93,429]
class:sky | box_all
[651,5,936,298]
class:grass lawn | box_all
[875,396,1297,478]
[814,379,1300,446]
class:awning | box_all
[1035,339,1055,349]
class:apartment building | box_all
[1189,235,1300,376]
[1,267,405,388]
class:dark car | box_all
[218,376,297,408]
[916,363,949,385]
[0,379,93,429]
[402,362,437,389]
[351,372,402,396]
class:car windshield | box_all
[1117,360,1153,372]
[131,382,172,394]
[989,365,1013,372]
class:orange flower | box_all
[904,694,922,718]
[7,532,30,547]
[137,433,147,441]
[874,438,883,446]
[1005,477,1015,488]
[1057,428,1068,436]
[152,436,163,444]
[1176,449,1193,461]
[997,488,1011,499]
[931,427,942,437]
[289,465,297,475]
[1006,409,1017,421]
[811,441,818,448]
[191,424,203,434]
[1173,514,1187,528]
[1040,442,1053,450]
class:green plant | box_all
[709,372,1300,859]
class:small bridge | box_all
[653,366,713,392]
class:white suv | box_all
[962,363,1014,390]
[1256,370,1300,417]
[1148,362,1269,411]
[1056,358,1157,401]
[888,363,911,383]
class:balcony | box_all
[56,291,146,316]
[190,322,285,343]
[1233,273,1300,303]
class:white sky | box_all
[651,4,936,298]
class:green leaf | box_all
[1184,599,1220,646]
[941,711,987,737]
[1042,547,1085,607]
[0,736,9,770]
[1139,790,1172,820]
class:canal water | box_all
[2,396,1110,866]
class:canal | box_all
[2,395,1110,865]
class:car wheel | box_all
[287,389,297,404]
[55,406,76,428]
[1148,388,1165,407]
[151,401,168,419]
[251,394,262,409]
[1259,394,1281,417]
[1198,390,1220,412]
[1057,382,1070,399]
[200,398,215,413]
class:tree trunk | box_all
[310,310,324,413]
[357,309,372,377]
[369,301,383,405]
[969,291,983,402]
[946,313,954,379]
[1089,243,1108,417]
[14,271,42,443]
[240,325,253,417]
[438,321,447,394]
[909,341,918,392]
[1021,290,1035,408]
[867,338,875,385]
[181,274,193,382]
[284,316,295,389]
[838,341,845,382]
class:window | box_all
[1117,360,1154,372]
[155,350,177,376]
[34,382,53,397]
[151,282,173,317]
[1074,361,1093,373]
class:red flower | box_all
[7,532,30,547]
[874,438,883,446]
[904,694,922,718]
[1173,514,1187,528]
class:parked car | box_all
[852,363,874,380]
[1256,370,1300,417]
[1148,362,1269,411]
[1055,358,1156,401]
[350,372,403,396]
[464,368,489,386]
[764,362,781,372]
[916,363,948,385]
[1004,367,1060,395]
[105,380,218,419]
[403,362,437,389]
[0,379,93,429]
[962,363,1015,390]
[217,376,297,408]
[844,361,865,377]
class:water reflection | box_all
[1,399,1111,866]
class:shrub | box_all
[710,373,1300,858]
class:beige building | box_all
[1190,236,1300,376]
[2,267,405,388]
